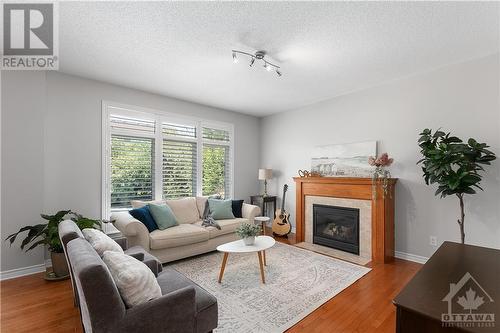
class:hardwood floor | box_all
[1,231,421,333]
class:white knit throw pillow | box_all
[82,228,124,256]
[102,251,162,307]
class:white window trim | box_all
[101,100,235,223]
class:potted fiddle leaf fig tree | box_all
[5,210,105,279]
[417,128,496,244]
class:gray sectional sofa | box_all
[67,237,218,333]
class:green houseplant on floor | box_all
[417,128,496,244]
[5,210,105,278]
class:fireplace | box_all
[313,204,360,255]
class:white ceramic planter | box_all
[243,236,255,245]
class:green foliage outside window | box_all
[202,145,228,197]
[111,135,154,208]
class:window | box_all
[202,127,231,197]
[102,102,234,218]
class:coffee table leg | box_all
[218,253,229,283]
[263,250,267,266]
[257,251,265,284]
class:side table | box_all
[250,195,277,219]
[254,216,271,236]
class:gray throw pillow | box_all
[102,251,161,307]
[82,228,124,256]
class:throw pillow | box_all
[232,200,244,218]
[129,206,158,232]
[82,228,124,256]
[148,203,178,230]
[208,198,235,220]
[102,250,162,307]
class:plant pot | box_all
[50,251,69,278]
[243,236,255,245]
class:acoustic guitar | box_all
[272,184,291,236]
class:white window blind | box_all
[103,102,234,218]
[163,140,197,199]
[202,127,230,142]
[110,135,154,208]
[110,114,155,135]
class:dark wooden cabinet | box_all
[393,242,500,333]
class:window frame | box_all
[101,101,234,223]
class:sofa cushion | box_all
[102,251,162,308]
[166,197,199,224]
[149,224,209,249]
[157,268,218,333]
[196,218,248,238]
[82,228,124,256]
[129,206,158,232]
[208,198,235,220]
[130,199,166,209]
[195,196,208,219]
[148,203,179,230]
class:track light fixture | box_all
[231,49,282,77]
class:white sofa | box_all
[111,197,261,263]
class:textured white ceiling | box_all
[59,1,499,116]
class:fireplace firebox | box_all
[313,204,360,255]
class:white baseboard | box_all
[0,263,46,281]
[395,251,429,264]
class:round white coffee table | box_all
[216,236,275,284]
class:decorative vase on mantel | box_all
[368,153,394,199]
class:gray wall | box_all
[1,71,260,272]
[260,54,500,258]
[1,71,47,271]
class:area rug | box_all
[167,242,371,332]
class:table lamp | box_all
[258,169,273,197]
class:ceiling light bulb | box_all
[276,69,282,77]
[264,63,271,71]
[249,57,255,67]
[232,52,238,63]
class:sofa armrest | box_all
[113,237,128,251]
[121,286,196,333]
[242,203,261,221]
[111,211,150,251]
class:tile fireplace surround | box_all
[304,196,372,264]
[293,177,397,264]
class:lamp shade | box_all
[258,169,273,180]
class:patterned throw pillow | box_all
[102,251,162,307]
[82,228,124,256]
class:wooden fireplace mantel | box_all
[293,177,397,264]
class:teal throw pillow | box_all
[148,203,178,230]
[208,198,235,220]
